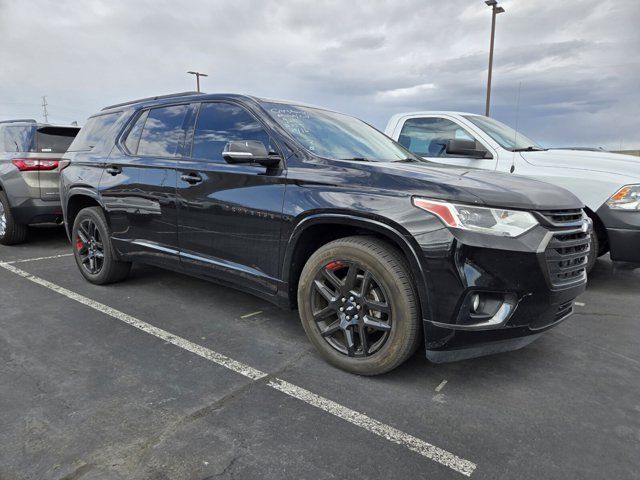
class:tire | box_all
[72,207,131,284]
[586,230,599,274]
[297,236,421,375]
[0,191,28,245]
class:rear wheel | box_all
[72,207,131,284]
[0,191,28,245]
[298,236,421,375]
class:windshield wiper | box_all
[341,157,371,162]
[511,146,547,152]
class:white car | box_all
[385,111,640,269]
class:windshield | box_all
[261,101,419,162]
[464,115,544,151]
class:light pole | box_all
[187,71,208,92]
[484,0,505,117]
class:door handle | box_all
[106,166,122,176]
[181,173,203,185]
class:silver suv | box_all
[0,119,80,244]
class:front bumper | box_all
[596,205,640,262]
[413,221,588,363]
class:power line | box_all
[41,96,49,123]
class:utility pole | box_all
[187,71,208,92]
[41,96,49,123]
[485,0,505,117]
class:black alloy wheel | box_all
[298,236,421,376]
[76,218,105,275]
[72,207,131,285]
[311,260,392,357]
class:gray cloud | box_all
[0,0,638,149]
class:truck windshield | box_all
[261,101,419,162]
[464,115,545,152]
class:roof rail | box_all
[101,91,203,111]
[0,119,37,124]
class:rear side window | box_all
[398,118,474,157]
[135,105,189,157]
[68,112,122,151]
[2,125,36,152]
[36,127,79,153]
[191,102,271,162]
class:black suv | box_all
[60,92,590,375]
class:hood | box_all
[520,149,640,181]
[375,161,583,211]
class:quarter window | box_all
[191,103,271,162]
[2,125,36,153]
[398,118,475,157]
[136,105,189,157]
[67,113,119,151]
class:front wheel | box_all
[72,207,131,284]
[297,236,421,375]
[585,230,599,274]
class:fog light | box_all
[471,293,481,313]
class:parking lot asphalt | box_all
[1,226,639,480]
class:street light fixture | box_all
[485,0,505,117]
[187,71,208,93]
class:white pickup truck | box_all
[385,111,640,269]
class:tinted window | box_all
[124,110,149,154]
[137,105,188,157]
[36,127,79,153]
[191,103,271,162]
[398,118,474,157]
[2,125,36,152]
[68,112,121,151]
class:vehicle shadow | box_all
[27,224,69,246]
[587,255,640,293]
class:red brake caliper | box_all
[75,238,84,251]
[326,260,345,271]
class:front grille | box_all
[536,209,584,228]
[544,229,590,287]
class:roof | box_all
[99,91,337,115]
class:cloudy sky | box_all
[1,0,638,149]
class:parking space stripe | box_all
[0,261,477,477]
[4,253,73,265]
[269,378,475,476]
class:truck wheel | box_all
[0,191,28,245]
[298,236,421,375]
[586,230,599,274]
[72,207,131,284]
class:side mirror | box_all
[222,140,281,167]
[446,139,490,159]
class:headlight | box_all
[413,198,538,237]
[606,185,640,210]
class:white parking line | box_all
[4,253,73,265]
[435,380,448,392]
[0,261,477,477]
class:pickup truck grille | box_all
[543,228,590,287]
